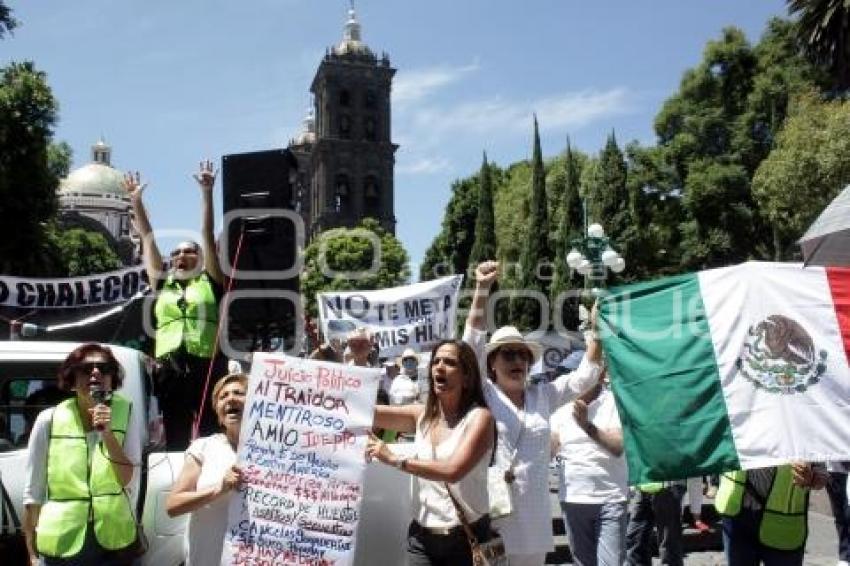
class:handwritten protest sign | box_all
[222,354,380,566]
[317,275,463,357]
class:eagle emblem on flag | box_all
[736,314,828,394]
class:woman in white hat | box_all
[464,260,602,566]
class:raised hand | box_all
[122,171,147,201]
[192,159,217,192]
[475,260,500,288]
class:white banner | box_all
[0,266,149,308]
[317,275,464,357]
[222,354,380,566]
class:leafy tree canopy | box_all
[49,227,123,276]
[0,1,18,39]
[752,93,850,259]
[302,218,410,319]
[0,62,61,276]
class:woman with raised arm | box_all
[124,161,226,448]
[166,373,247,566]
[464,260,602,566]
[366,339,496,565]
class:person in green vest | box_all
[22,343,141,565]
[715,463,828,565]
[125,161,226,449]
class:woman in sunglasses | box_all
[125,161,226,449]
[464,261,602,566]
[23,343,141,565]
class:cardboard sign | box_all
[222,354,380,566]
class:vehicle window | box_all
[0,362,71,452]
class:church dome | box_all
[58,139,127,199]
[333,7,372,57]
[293,107,316,146]
[59,163,126,197]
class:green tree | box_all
[468,152,497,269]
[302,218,410,319]
[621,143,683,281]
[419,176,480,282]
[0,1,18,39]
[788,0,850,92]
[49,227,122,276]
[550,139,584,330]
[752,93,850,259]
[654,27,768,269]
[512,116,551,331]
[587,132,629,237]
[48,141,73,180]
[0,62,62,276]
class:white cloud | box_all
[392,61,480,105]
[396,156,452,175]
[405,88,632,139]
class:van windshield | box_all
[0,361,71,452]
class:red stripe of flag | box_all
[827,267,850,365]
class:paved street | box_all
[545,479,840,565]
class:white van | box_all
[0,341,417,565]
[0,341,187,565]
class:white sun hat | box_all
[484,325,543,364]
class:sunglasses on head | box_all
[77,361,118,375]
[498,348,531,362]
[170,247,198,258]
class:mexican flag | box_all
[599,262,850,484]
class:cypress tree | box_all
[512,116,551,331]
[550,138,583,329]
[469,151,497,269]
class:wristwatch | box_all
[394,457,408,471]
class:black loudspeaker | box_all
[221,149,301,350]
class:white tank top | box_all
[411,407,490,528]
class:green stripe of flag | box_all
[599,272,740,484]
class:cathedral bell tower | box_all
[308,5,397,237]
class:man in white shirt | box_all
[389,347,420,405]
[551,371,626,566]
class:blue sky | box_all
[3,0,787,276]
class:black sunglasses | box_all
[170,247,198,258]
[77,361,118,375]
[498,348,531,362]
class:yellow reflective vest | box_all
[715,466,809,551]
[36,395,137,558]
[154,273,218,359]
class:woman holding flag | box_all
[464,260,602,566]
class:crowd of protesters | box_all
[14,161,850,566]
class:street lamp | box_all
[566,223,625,284]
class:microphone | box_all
[89,383,113,432]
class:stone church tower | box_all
[290,6,397,239]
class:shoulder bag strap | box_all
[429,422,480,547]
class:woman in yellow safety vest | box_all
[715,463,828,565]
[23,343,140,565]
[125,161,226,449]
